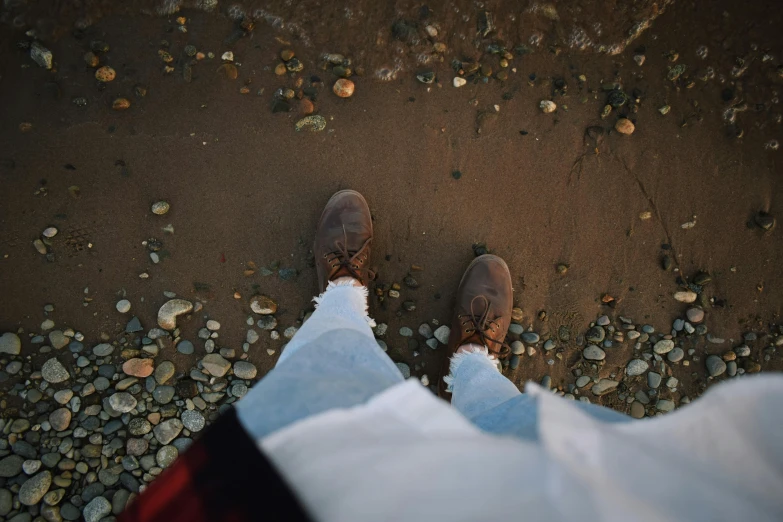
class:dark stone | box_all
[12,441,37,459]
[119,472,140,492]
[176,380,199,399]
[278,268,297,281]
[81,482,105,502]
[126,317,143,333]
[98,365,116,378]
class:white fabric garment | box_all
[259,375,783,522]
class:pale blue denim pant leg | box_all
[236,282,630,441]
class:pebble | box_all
[151,201,170,215]
[433,325,450,345]
[653,339,675,354]
[333,78,355,97]
[176,340,194,355]
[153,386,175,404]
[674,291,698,303]
[395,362,411,379]
[41,358,69,383]
[539,100,557,113]
[156,445,179,468]
[0,455,24,477]
[656,399,675,412]
[647,372,662,389]
[666,377,679,388]
[201,354,230,377]
[418,324,433,339]
[615,118,635,135]
[153,419,183,445]
[630,401,645,419]
[92,343,113,356]
[83,495,111,522]
[591,379,618,396]
[181,410,205,432]
[233,361,257,379]
[626,359,648,376]
[686,308,704,323]
[575,376,591,388]
[42,226,58,238]
[667,347,685,362]
[585,326,605,343]
[583,344,606,361]
[295,115,327,132]
[511,341,525,355]
[49,408,71,431]
[453,77,467,88]
[30,42,53,69]
[735,345,751,357]
[527,346,536,356]
[508,324,524,335]
[157,299,193,330]
[19,470,52,505]
[425,338,438,350]
[49,330,69,349]
[95,66,116,82]
[0,332,21,355]
[727,360,737,377]
[246,329,259,344]
[109,392,137,413]
[250,295,277,315]
[123,358,154,378]
[672,319,685,332]
[521,332,540,344]
[284,326,298,339]
[399,327,413,337]
[206,320,221,331]
[706,355,727,377]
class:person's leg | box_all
[448,347,631,441]
[438,254,630,441]
[236,190,405,440]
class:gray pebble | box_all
[585,326,605,343]
[641,325,655,334]
[176,340,194,355]
[521,332,540,344]
[156,445,179,468]
[399,327,413,337]
[108,392,137,413]
[0,455,24,477]
[591,379,618,396]
[667,347,684,362]
[583,344,606,361]
[706,355,727,377]
[0,332,21,355]
[395,362,411,379]
[433,326,450,345]
[543,339,556,351]
[19,470,51,505]
[672,319,685,331]
[508,323,524,335]
[181,410,205,432]
[625,359,648,376]
[647,372,662,389]
[418,323,433,339]
[656,399,675,412]
[233,361,257,380]
[597,315,610,326]
[735,345,751,357]
[575,376,591,388]
[727,360,737,376]
[41,358,69,383]
[153,386,175,404]
[83,495,111,522]
[511,341,525,355]
[653,339,675,354]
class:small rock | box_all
[109,392,137,413]
[42,226,58,238]
[656,399,676,412]
[181,410,205,432]
[157,299,193,330]
[395,362,411,378]
[201,354,230,377]
[585,326,606,343]
[615,118,635,135]
[727,360,737,376]
[539,100,556,113]
[83,495,111,522]
[453,77,467,88]
[591,379,618,396]
[151,201,170,215]
[647,372,662,389]
[626,359,648,376]
[511,341,525,355]
[333,78,355,97]
[42,358,69,383]
[583,344,606,361]
[521,332,540,344]
[250,295,277,315]
[667,347,685,362]
[30,42,53,69]
[674,291,697,303]
[630,401,645,418]
[433,325,450,345]
[295,115,327,132]
[206,319,221,331]
[418,324,433,339]
[49,408,71,431]
[123,358,154,378]
[153,418,183,445]
[116,299,131,313]
[706,355,727,377]
[0,332,21,355]
[575,375,591,388]
[653,340,675,354]
[19,471,52,505]
[233,361,257,379]
[0,455,24,477]
[49,330,69,349]
[399,327,413,337]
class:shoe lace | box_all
[458,295,511,359]
[324,226,376,283]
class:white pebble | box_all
[116,300,131,314]
[539,100,557,113]
[206,320,221,331]
[42,227,58,238]
[151,201,170,215]
[453,77,467,88]
[221,51,234,61]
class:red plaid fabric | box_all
[120,408,312,522]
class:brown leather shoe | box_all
[314,190,374,293]
[438,254,513,399]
